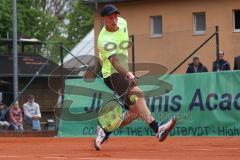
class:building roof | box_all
[0,54,68,77]
[63,29,94,68]
[0,38,43,45]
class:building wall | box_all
[94,0,240,73]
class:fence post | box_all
[215,26,220,72]
[131,34,135,75]
[12,0,18,100]
[60,42,64,106]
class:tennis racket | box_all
[97,99,125,132]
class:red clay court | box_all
[0,137,239,160]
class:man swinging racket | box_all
[94,4,176,151]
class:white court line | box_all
[0,157,157,160]
[74,158,159,160]
[163,147,240,152]
[0,156,18,158]
[187,147,240,151]
[101,147,240,154]
[42,157,67,159]
[0,155,67,160]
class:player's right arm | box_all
[109,55,137,86]
[109,55,135,81]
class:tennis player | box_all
[94,4,176,150]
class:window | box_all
[193,12,206,34]
[233,10,240,32]
[151,16,163,37]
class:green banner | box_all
[59,71,240,137]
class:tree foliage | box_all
[66,1,94,47]
[0,0,94,63]
[0,0,13,38]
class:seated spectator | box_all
[0,102,10,130]
[9,102,24,131]
[186,55,208,73]
[23,95,41,131]
[212,50,230,71]
[234,56,240,70]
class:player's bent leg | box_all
[129,86,176,142]
[119,106,138,127]
[129,86,154,124]
[94,125,111,151]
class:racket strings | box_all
[98,100,123,132]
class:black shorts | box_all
[104,73,130,109]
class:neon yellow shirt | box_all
[97,17,129,78]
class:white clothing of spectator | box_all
[23,95,41,130]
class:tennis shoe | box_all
[157,116,176,142]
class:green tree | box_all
[0,0,61,41]
[66,2,94,48]
[0,0,13,38]
[0,0,94,62]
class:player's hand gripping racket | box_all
[97,77,138,132]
